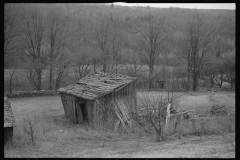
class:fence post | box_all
[165,103,171,131]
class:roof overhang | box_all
[58,76,137,101]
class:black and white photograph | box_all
[4,3,235,158]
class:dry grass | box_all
[4,96,143,157]
[173,91,235,137]
[4,91,235,158]
[137,91,235,138]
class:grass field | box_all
[4,91,235,158]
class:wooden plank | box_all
[115,109,129,132]
[165,103,171,131]
[71,96,77,123]
[114,120,121,132]
[60,93,69,119]
[86,101,93,125]
[93,100,98,127]
[67,97,72,122]
[119,101,131,123]
[70,96,76,123]
[133,81,138,121]
[75,100,83,123]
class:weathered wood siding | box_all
[60,80,137,127]
[60,93,77,123]
[75,100,83,123]
[90,81,138,126]
[92,100,98,127]
[60,93,69,119]
[86,100,94,125]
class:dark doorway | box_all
[75,100,88,124]
[80,103,88,123]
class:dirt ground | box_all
[4,91,235,158]
[38,134,234,158]
[55,133,235,158]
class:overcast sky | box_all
[114,3,235,10]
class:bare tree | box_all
[92,14,124,73]
[4,3,19,69]
[55,63,69,90]
[175,10,217,91]
[125,53,143,77]
[76,54,91,79]
[54,43,70,90]
[139,93,171,142]
[93,16,111,72]
[214,69,225,88]
[135,13,170,88]
[8,67,17,94]
[55,59,69,90]
[204,66,217,89]
[212,55,235,89]
[202,56,219,89]
[47,9,68,90]
[222,56,235,89]
[22,117,37,146]
[110,18,124,74]
[175,37,191,91]
[91,55,101,73]
[210,58,225,89]
[21,9,48,91]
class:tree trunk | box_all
[49,63,53,90]
[149,64,154,88]
[55,80,59,90]
[210,80,214,89]
[103,63,106,72]
[36,70,42,91]
[9,67,16,94]
[192,74,198,91]
[102,54,107,72]
[156,132,161,142]
[187,63,191,91]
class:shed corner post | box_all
[92,100,98,129]
[133,80,139,122]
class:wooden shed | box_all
[58,72,138,127]
[153,80,166,89]
[4,96,15,145]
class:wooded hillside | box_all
[4,3,235,91]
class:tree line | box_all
[4,3,235,92]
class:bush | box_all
[181,104,235,138]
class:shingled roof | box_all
[4,97,15,128]
[58,72,137,100]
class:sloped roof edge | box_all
[58,72,137,100]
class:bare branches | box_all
[55,60,69,90]
[139,93,169,142]
[93,17,111,72]
[135,13,170,88]
[76,54,91,79]
[8,67,17,94]
[92,14,125,73]
[125,53,144,77]
[110,19,125,74]
[21,9,48,90]
[54,43,70,90]
[47,9,68,90]
[175,10,217,91]
[4,4,19,69]
[22,117,37,146]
